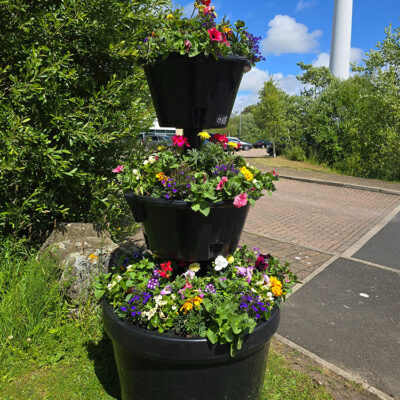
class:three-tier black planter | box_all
[103,301,280,400]
[103,53,281,400]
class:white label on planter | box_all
[216,115,228,125]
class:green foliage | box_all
[138,3,264,65]
[216,112,262,143]
[114,141,277,216]
[95,245,298,355]
[253,79,290,157]
[0,0,167,241]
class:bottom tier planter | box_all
[103,301,280,400]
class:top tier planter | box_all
[144,54,251,130]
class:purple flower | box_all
[120,306,127,312]
[160,285,173,295]
[204,284,216,294]
[147,277,159,290]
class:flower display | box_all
[113,135,278,216]
[139,1,265,66]
[95,245,298,355]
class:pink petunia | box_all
[233,193,248,208]
[112,165,124,173]
[184,39,191,53]
[208,28,222,42]
[216,176,228,191]
[172,135,190,148]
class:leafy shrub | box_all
[0,0,168,241]
[284,144,306,162]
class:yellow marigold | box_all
[180,301,193,314]
[228,142,238,149]
[270,276,283,297]
[222,26,231,33]
[156,172,168,182]
[192,296,203,308]
[198,131,210,140]
[240,166,254,181]
[166,14,174,20]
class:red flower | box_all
[209,133,228,148]
[221,33,230,47]
[255,254,270,271]
[208,28,222,42]
[158,261,173,279]
[172,135,190,148]
[201,0,211,5]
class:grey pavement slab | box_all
[278,258,400,398]
[353,212,400,270]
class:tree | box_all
[297,62,337,97]
[0,0,168,241]
[253,79,288,157]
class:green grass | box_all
[0,238,333,399]
[248,156,339,175]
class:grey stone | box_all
[40,222,140,301]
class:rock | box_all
[40,222,142,301]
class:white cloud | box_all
[312,52,330,67]
[312,48,364,68]
[261,15,322,56]
[350,47,364,65]
[296,0,317,11]
[240,68,270,93]
[233,68,304,113]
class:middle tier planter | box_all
[125,193,250,261]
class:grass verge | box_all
[247,156,339,175]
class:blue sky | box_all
[175,0,400,112]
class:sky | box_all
[175,0,400,113]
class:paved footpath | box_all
[241,156,400,400]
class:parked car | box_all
[141,135,173,148]
[227,137,253,151]
[253,140,272,150]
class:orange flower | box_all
[270,276,283,297]
[180,301,193,314]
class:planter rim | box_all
[145,52,252,71]
[103,300,280,364]
[125,192,242,210]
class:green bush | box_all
[284,144,306,162]
[0,0,168,242]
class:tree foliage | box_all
[0,0,168,241]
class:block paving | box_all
[244,179,400,254]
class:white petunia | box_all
[214,255,229,271]
[107,281,117,290]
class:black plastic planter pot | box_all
[125,193,250,261]
[144,54,251,130]
[103,301,280,400]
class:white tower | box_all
[329,0,353,79]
